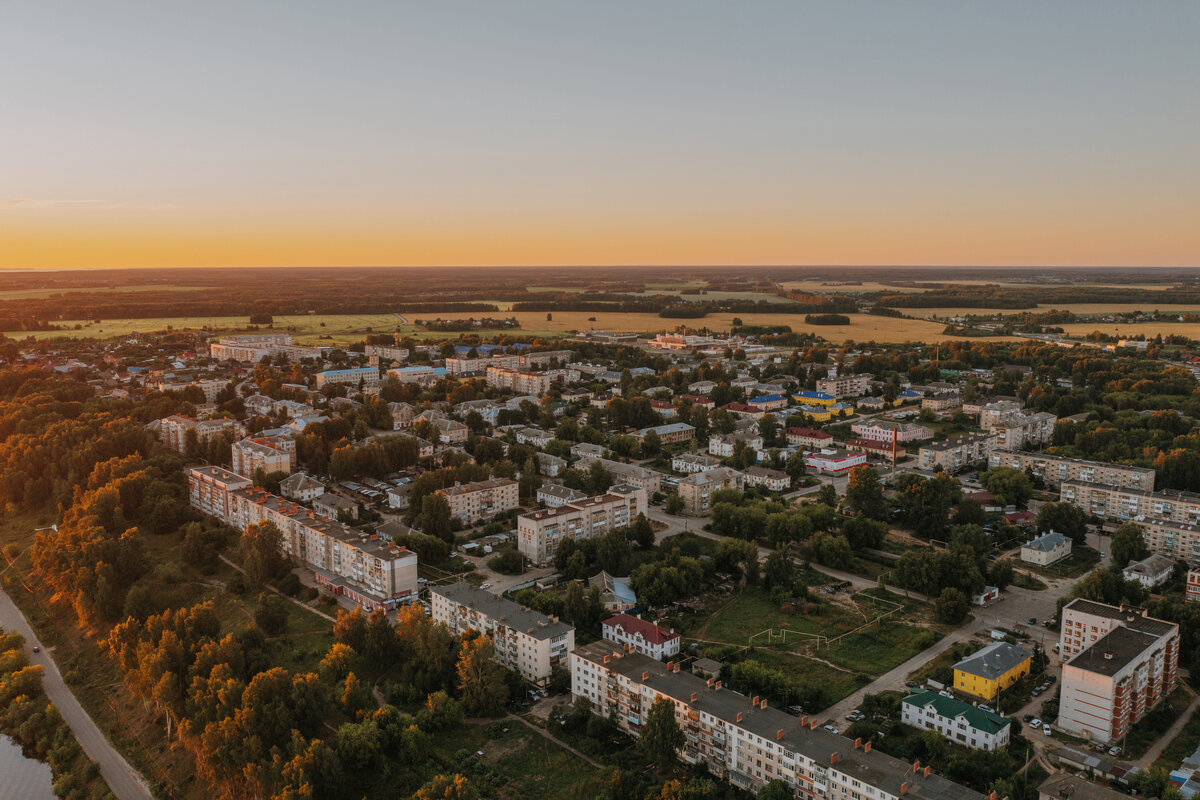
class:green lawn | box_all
[1123,686,1194,760]
[1155,703,1200,770]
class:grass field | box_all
[1058,321,1200,339]
[913,303,1200,318]
[778,280,928,293]
[0,284,207,300]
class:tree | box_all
[935,587,969,624]
[665,494,684,515]
[1036,502,1089,543]
[641,429,662,458]
[1111,523,1149,569]
[240,521,289,591]
[631,514,655,548]
[456,634,508,717]
[979,466,1033,508]
[815,483,838,508]
[414,774,479,800]
[419,493,453,541]
[758,781,794,800]
[640,696,684,770]
[763,550,796,593]
[845,466,887,520]
[254,593,289,634]
[988,560,1013,591]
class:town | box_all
[3,315,1200,800]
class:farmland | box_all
[911,302,1200,318]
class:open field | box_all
[11,310,998,344]
[1058,321,1200,340]
[913,302,1200,318]
[779,280,927,293]
[0,284,207,300]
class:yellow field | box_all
[1057,321,1200,340]
[8,309,997,345]
[913,303,1200,318]
[778,280,926,293]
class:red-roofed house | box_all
[602,613,681,660]
[718,402,766,419]
[785,427,833,448]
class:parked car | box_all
[978,704,994,713]
[1028,617,1037,625]
[32,645,39,653]
[1108,746,1122,756]
[905,681,920,690]
[824,725,839,734]
[1043,724,1053,735]
[481,582,492,589]
[1030,718,1042,728]
[1045,675,1057,685]
[1032,687,1043,696]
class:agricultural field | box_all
[912,302,1200,318]
[1057,321,1200,340]
[0,284,207,300]
[778,279,927,293]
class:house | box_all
[952,642,1032,700]
[744,466,790,492]
[1036,775,1130,800]
[601,613,681,660]
[922,391,962,413]
[671,453,722,474]
[708,430,763,458]
[315,367,382,389]
[900,691,1011,751]
[314,492,359,521]
[515,427,555,448]
[748,394,787,412]
[687,380,717,395]
[785,427,832,448]
[388,401,418,429]
[536,452,567,478]
[386,483,414,510]
[1021,531,1072,566]
[718,402,765,419]
[537,483,588,508]
[590,571,638,612]
[792,390,837,407]
[279,473,325,502]
[1121,553,1175,588]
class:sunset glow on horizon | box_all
[3,2,1198,270]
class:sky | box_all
[2,2,1198,270]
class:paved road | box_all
[0,585,154,800]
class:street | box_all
[0,585,153,800]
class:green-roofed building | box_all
[901,690,1012,751]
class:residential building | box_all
[520,349,574,368]
[804,449,867,475]
[601,614,680,660]
[517,485,647,566]
[208,333,300,362]
[1121,554,1175,589]
[157,377,228,402]
[188,475,417,611]
[418,412,468,444]
[314,492,358,520]
[1059,482,1200,550]
[687,380,717,395]
[977,399,1025,428]
[719,402,766,419]
[988,450,1154,491]
[816,373,874,398]
[388,365,448,383]
[536,452,566,478]
[388,401,418,429]
[445,353,521,375]
[231,435,295,478]
[537,484,588,509]
[279,473,325,502]
[156,415,245,453]
[846,438,907,460]
[514,427,554,447]
[672,453,723,474]
[922,392,962,413]
[900,691,1011,751]
[917,433,996,472]
[1021,531,1072,566]
[744,466,790,492]
[430,582,574,687]
[849,420,933,445]
[439,478,520,524]
[363,344,409,365]
[784,427,833,448]
[486,366,577,394]
[952,642,1031,701]
[708,431,763,458]
[990,411,1057,450]
[1187,569,1200,603]
[636,422,696,445]
[1037,774,1130,800]
[315,367,382,389]
[677,467,744,514]
[962,396,1019,418]
[747,394,787,412]
[1059,601,1180,743]
[575,456,662,494]
[570,642,985,800]
[791,390,836,407]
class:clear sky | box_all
[2,2,1198,269]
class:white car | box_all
[1043,724,1053,735]
[1029,718,1042,728]
[481,582,492,590]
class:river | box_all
[0,733,55,800]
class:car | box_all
[1100,552,1107,558]
[1030,718,1042,728]
[905,681,920,690]
[1043,724,1053,735]
[978,704,993,713]
[481,583,492,589]
[824,725,839,734]
[32,645,40,653]
[1032,687,1043,696]
[1045,675,1056,685]
[939,690,952,698]
[1028,617,1037,625]
[1108,746,1122,756]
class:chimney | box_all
[776,729,784,740]
[642,672,649,680]
[900,783,908,796]
[690,693,697,703]
[830,752,839,764]
[736,712,743,722]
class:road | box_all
[0,585,154,800]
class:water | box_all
[0,734,55,800]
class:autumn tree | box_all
[456,634,508,717]
[845,466,887,520]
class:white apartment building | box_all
[156,415,245,453]
[209,334,325,362]
[517,485,647,565]
[977,400,1025,428]
[849,420,933,445]
[536,484,588,509]
[315,367,382,389]
[574,456,663,494]
[486,366,577,394]
[187,467,417,611]
[279,473,325,502]
[363,344,409,365]
[784,427,833,448]
[815,373,874,398]
[672,453,723,474]
[709,431,763,458]
[744,466,790,492]
[431,582,574,687]
[988,450,1155,491]
[601,614,680,660]
[570,642,985,799]
[445,354,521,375]
[1187,569,1200,603]
[900,691,1011,751]
[1020,531,1072,566]
[439,477,520,524]
[157,378,228,402]
[1059,601,1180,743]
[677,467,744,515]
[1060,481,1200,532]
[917,433,996,472]
[231,435,296,478]
[1121,554,1175,589]
[989,411,1057,450]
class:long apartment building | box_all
[987,411,1057,450]
[156,415,245,453]
[438,477,520,524]
[988,450,1155,491]
[517,485,646,565]
[917,433,996,472]
[571,642,984,799]
[430,582,574,687]
[315,367,382,389]
[231,435,296,478]
[1060,480,1200,564]
[849,420,933,445]
[1058,599,1180,744]
[815,373,874,398]
[485,365,577,394]
[445,353,521,375]
[187,466,418,611]
[208,333,326,362]
[363,344,409,365]
[574,456,662,494]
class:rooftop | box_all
[953,641,1031,681]
[901,691,1011,735]
[1068,626,1161,677]
[432,582,573,640]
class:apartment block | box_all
[900,691,1011,751]
[1020,531,1072,566]
[570,642,984,799]
[1059,482,1200,551]
[709,431,763,458]
[520,349,574,368]
[231,435,296,478]
[187,465,252,522]
[517,485,647,565]
[445,354,521,375]
[1059,600,1179,743]
[315,367,382,389]
[921,392,962,413]
[439,477,520,524]
[744,466,790,492]
[677,467,744,515]
[989,411,1057,450]
[1187,569,1200,603]
[486,365,577,394]
[815,373,874,398]
[157,378,228,402]
[431,582,574,687]
[156,415,245,453]
[601,614,680,660]
[917,433,996,472]
[849,420,933,445]
[672,453,723,474]
[988,450,1154,491]
[209,333,325,362]
[784,427,833,448]
[635,422,696,445]
[574,456,663,494]
[363,344,409,365]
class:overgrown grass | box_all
[1155,702,1200,770]
[1123,686,1193,760]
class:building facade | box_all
[315,367,382,389]
[601,614,681,660]
[439,478,520,524]
[951,642,1031,701]
[900,691,1011,751]
[849,420,933,444]
[987,450,1155,491]
[816,373,874,398]
[677,467,744,515]
[804,449,868,475]
[917,433,996,472]
[157,415,244,453]
[231,435,295,478]
[517,485,647,565]
[431,582,574,687]
[1020,531,1072,566]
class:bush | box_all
[276,572,302,597]
[226,573,246,595]
[254,593,290,634]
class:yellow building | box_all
[795,404,833,422]
[952,642,1032,701]
[792,391,837,407]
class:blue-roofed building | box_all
[634,422,695,445]
[748,393,787,411]
[792,390,836,407]
[315,367,381,389]
[898,389,923,401]
[387,365,449,383]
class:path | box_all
[506,713,603,769]
[219,555,337,622]
[0,585,154,800]
[1136,691,1200,768]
